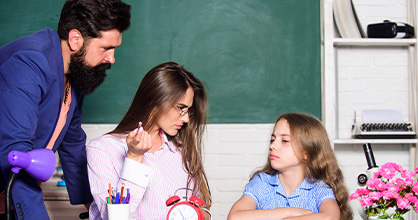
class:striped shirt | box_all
[87,132,192,220]
[243,172,336,213]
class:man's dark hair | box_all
[57,0,131,40]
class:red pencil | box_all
[120,183,125,204]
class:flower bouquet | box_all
[350,162,418,220]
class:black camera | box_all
[367,20,414,38]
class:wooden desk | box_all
[41,177,87,220]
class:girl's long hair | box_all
[251,112,353,220]
[110,62,211,208]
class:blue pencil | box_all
[115,192,120,204]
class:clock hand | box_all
[179,210,185,220]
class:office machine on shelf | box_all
[352,122,416,139]
[351,109,416,139]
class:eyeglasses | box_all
[175,106,194,117]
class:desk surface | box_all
[41,177,69,201]
[44,200,87,220]
[41,177,87,219]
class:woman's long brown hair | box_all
[251,113,353,220]
[110,62,212,209]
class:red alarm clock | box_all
[166,188,204,220]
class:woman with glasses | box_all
[86,62,212,219]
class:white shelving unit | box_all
[321,0,417,171]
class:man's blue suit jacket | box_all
[0,28,93,219]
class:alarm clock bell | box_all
[166,188,205,220]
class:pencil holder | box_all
[107,203,129,220]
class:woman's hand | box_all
[126,127,152,163]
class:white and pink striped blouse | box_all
[87,131,193,220]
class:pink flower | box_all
[405,193,418,203]
[405,177,414,185]
[401,170,415,179]
[395,178,406,190]
[366,178,380,189]
[412,182,418,194]
[394,163,403,172]
[380,163,398,179]
[359,197,374,207]
[349,191,361,200]
[401,170,415,185]
[382,190,398,200]
[367,178,387,191]
[415,201,418,213]
[397,197,410,210]
[376,180,387,191]
[349,162,418,217]
[369,191,383,201]
[357,188,370,196]
[385,182,398,192]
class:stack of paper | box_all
[362,109,404,122]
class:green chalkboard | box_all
[0,0,321,123]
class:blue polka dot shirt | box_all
[243,172,336,213]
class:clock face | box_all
[167,203,199,220]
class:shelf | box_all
[334,138,418,144]
[333,38,417,46]
[323,0,418,201]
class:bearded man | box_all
[0,0,131,219]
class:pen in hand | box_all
[138,121,142,132]
[127,121,151,163]
[134,121,143,142]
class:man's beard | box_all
[67,47,111,95]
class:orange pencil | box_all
[120,183,125,204]
[108,183,112,204]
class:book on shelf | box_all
[333,0,365,38]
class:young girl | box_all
[87,62,211,219]
[228,112,352,220]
